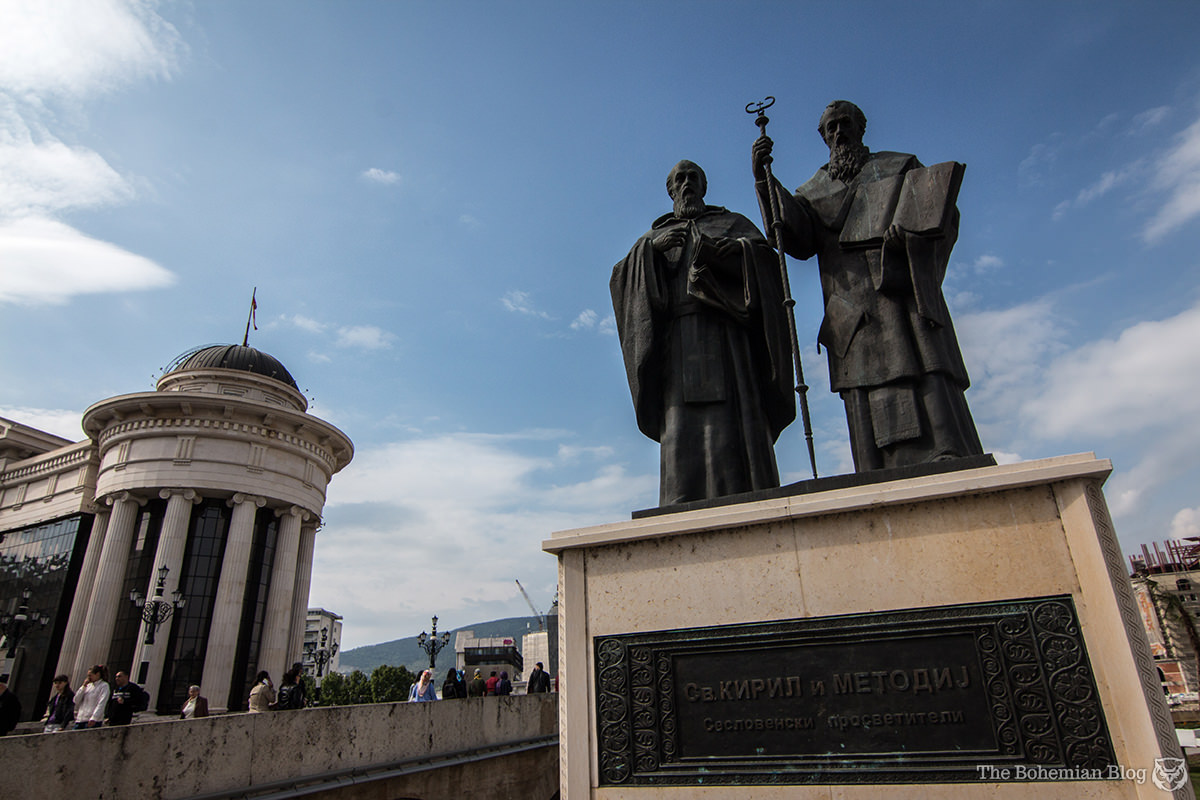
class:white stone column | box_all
[286,521,318,669]
[257,506,307,678]
[200,493,265,712]
[133,489,199,703]
[55,508,109,677]
[72,492,144,680]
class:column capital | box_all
[229,493,267,509]
[105,490,147,508]
[275,505,312,522]
[159,488,201,503]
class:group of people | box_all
[1,661,308,735]
[247,666,307,712]
[27,664,207,733]
[410,661,552,702]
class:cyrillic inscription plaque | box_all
[594,596,1115,785]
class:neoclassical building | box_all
[0,345,352,716]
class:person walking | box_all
[467,669,486,697]
[485,671,499,696]
[495,671,513,696]
[408,670,437,702]
[43,674,74,733]
[72,665,110,729]
[248,671,275,713]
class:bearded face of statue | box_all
[820,105,870,182]
[667,160,707,220]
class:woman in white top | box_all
[72,665,111,729]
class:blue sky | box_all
[3,1,1200,649]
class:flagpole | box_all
[242,287,257,347]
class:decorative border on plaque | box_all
[594,596,1115,785]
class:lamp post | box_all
[416,615,451,671]
[2,587,50,659]
[129,565,185,645]
[311,626,338,678]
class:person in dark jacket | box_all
[467,669,486,697]
[108,671,147,726]
[527,662,552,693]
[495,671,513,696]
[0,678,22,735]
[43,674,74,732]
[441,668,466,699]
[275,668,306,710]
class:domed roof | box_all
[166,344,298,390]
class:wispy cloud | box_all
[0,0,182,99]
[361,167,401,185]
[315,430,655,648]
[502,290,553,320]
[0,406,85,441]
[1143,114,1200,242]
[335,325,395,350]
[0,216,175,305]
[275,314,395,350]
[0,0,181,306]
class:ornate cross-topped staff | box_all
[746,97,818,479]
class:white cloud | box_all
[1170,507,1200,540]
[335,325,395,350]
[1022,301,1200,440]
[956,299,1067,436]
[361,167,401,185]
[502,290,552,320]
[0,110,136,217]
[1144,115,1200,242]
[0,406,85,441]
[0,0,183,306]
[315,431,654,648]
[0,0,182,99]
[1129,106,1171,135]
[0,216,175,305]
[287,314,328,334]
[459,213,480,227]
[570,309,598,330]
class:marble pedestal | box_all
[543,454,1191,799]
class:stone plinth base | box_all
[543,454,1191,799]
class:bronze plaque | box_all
[594,596,1116,785]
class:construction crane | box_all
[515,579,545,631]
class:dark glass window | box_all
[109,500,165,674]
[157,500,229,711]
[0,513,92,720]
[228,509,279,710]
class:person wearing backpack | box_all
[275,667,306,710]
[108,671,149,725]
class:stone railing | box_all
[0,694,558,800]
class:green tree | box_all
[371,664,417,702]
[317,669,371,706]
[316,671,348,706]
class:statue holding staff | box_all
[752,100,984,471]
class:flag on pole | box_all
[243,287,258,346]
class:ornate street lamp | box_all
[129,565,185,645]
[311,626,339,678]
[2,587,50,659]
[416,615,450,671]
